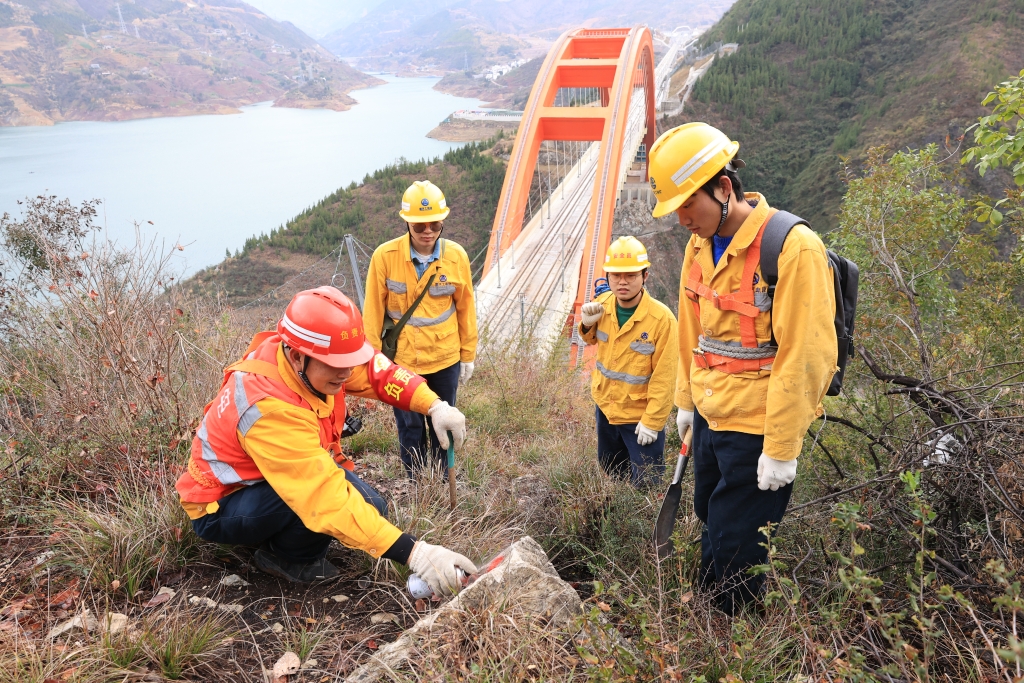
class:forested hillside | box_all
[670,0,1024,230]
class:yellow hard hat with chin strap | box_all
[603,236,650,273]
[647,122,744,219]
[400,180,450,223]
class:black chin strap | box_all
[285,344,327,402]
[714,195,729,237]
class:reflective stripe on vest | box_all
[176,334,350,505]
[596,361,651,385]
[387,301,456,327]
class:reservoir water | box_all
[0,76,481,273]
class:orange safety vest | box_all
[684,210,776,375]
[175,332,354,505]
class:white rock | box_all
[218,603,244,614]
[369,612,399,625]
[271,622,284,633]
[344,537,583,683]
[189,596,218,608]
[32,551,56,569]
[330,594,349,603]
[220,573,251,587]
[156,586,176,597]
[301,658,319,669]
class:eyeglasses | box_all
[410,222,443,234]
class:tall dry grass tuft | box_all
[0,196,249,507]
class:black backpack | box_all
[760,211,859,396]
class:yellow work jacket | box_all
[363,235,478,375]
[579,290,679,430]
[180,345,438,559]
[676,193,838,461]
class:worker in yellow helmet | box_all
[578,236,678,487]
[648,122,837,612]
[362,180,478,474]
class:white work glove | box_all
[635,423,659,446]
[427,400,466,451]
[581,301,604,327]
[459,361,474,385]
[757,453,798,491]
[408,541,479,597]
[676,409,694,441]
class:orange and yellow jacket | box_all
[175,334,438,559]
[363,235,477,375]
[579,290,679,430]
[676,193,838,461]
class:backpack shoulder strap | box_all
[760,210,808,287]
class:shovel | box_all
[654,426,693,560]
[446,430,456,511]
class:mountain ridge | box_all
[0,0,381,126]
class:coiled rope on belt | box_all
[698,335,777,359]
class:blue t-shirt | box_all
[411,238,442,279]
[712,234,733,265]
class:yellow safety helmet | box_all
[399,180,450,223]
[603,236,650,273]
[647,122,743,218]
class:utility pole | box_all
[519,293,526,331]
[134,24,140,39]
[344,235,364,311]
[116,3,128,34]
[82,23,88,39]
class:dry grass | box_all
[1,196,1022,681]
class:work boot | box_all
[254,549,340,583]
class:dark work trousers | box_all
[595,406,666,487]
[191,469,387,564]
[692,410,793,613]
[393,360,460,475]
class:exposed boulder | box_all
[345,536,583,683]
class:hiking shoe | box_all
[254,549,340,583]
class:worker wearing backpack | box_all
[648,122,840,613]
[363,180,478,475]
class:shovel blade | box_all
[654,482,683,559]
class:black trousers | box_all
[692,410,793,612]
[393,360,460,474]
[191,470,387,563]
[595,405,666,487]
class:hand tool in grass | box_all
[654,425,693,560]
[446,430,456,511]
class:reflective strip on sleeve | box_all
[596,361,651,385]
[629,341,656,355]
[596,330,609,342]
[754,290,772,312]
[386,279,408,294]
[386,302,456,327]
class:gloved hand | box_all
[459,361,474,385]
[676,409,694,441]
[756,453,798,491]
[427,400,466,451]
[408,541,479,597]
[635,422,659,446]
[581,301,604,327]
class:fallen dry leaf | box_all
[366,639,378,650]
[272,651,301,682]
[596,601,611,612]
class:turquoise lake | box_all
[0,76,481,273]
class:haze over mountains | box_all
[243,0,386,40]
[317,0,734,71]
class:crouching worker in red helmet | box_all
[175,287,477,592]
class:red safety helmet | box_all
[278,287,375,368]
